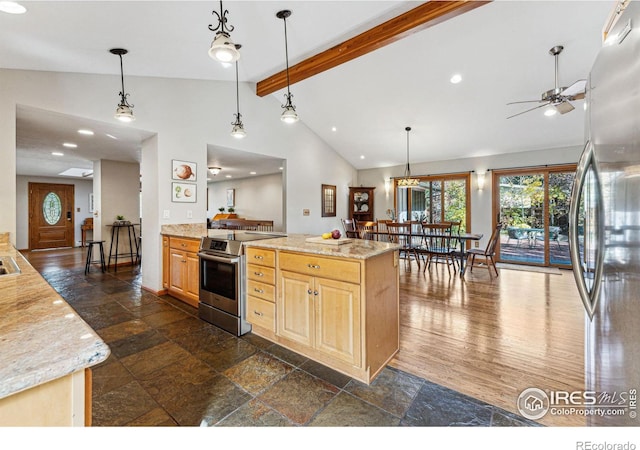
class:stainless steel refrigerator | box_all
[569,0,640,426]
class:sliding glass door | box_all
[495,165,575,267]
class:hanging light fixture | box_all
[208,0,240,64]
[208,167,222,175]
[110,48,135,123]
[397,126,423,189]
[230,45,246,139]
[277,9,298,124]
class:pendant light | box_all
[208,167,221,175]
[230,45,246,139]
[397,127,423,189]
[208,0,240,64]
[110,48,135,123]
[277,10,298,124]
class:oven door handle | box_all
[198,252,240,264]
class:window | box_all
[394,173,470,233]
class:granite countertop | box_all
[244,234,400,260]
[0,243,110,400]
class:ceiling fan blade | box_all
[506,99,543,105]
[556,101,575,114]
[560,79,587,98]
[506,102,550,119]
[571,92,586,101]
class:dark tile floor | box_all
[35,260,538,427]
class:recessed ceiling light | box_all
[279,167,283,170]
[63,142,78,148]
[450,74,462,84]
[360,155,365,160]
[0,1,27,14]
[78,129,94,136]
[331,126,337,132]
[52,152,64,156]
[250,171,257,175]
[225,175,232,178]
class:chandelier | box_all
[397,126,422,189]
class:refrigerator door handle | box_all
[569,141,604,320]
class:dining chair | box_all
[341,218,358,239]
[387,222,420,268]
[357,221,377,240]
[465,224,503,277]
[421,222,456,274]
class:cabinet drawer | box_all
[246,248,276,267]
[169,237,200,253]
[279,252,360,284]
[247,296,275,331]
[247,279,275,303]
[247,264,275,284]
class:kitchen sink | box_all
[0,256,21,276]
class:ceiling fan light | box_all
[281,105,298,124]
[115,104,135,122]
[544,107,557,117]
[209,32,240,63]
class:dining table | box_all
[362,228,483,277]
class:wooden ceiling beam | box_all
[256,0,491,97]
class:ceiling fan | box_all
[507,45,586,119]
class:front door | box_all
[29,182,75,250]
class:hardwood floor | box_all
[390,260,585,426]
[24,247,586,426]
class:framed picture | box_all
[321,184,336,217]
[172,182,197,203]
[226,188,235,207]
[172,160,197,181]
[88,193,94,213]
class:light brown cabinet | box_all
[246,247,277,332]
[163,236,200,308]
[349,186,375,222]
[246,245,399,384]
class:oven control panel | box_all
[207,240,228,252]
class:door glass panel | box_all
[498,174,545,264]
[548,171,575,265]
[42,192,62,225]
[444,179,467,233]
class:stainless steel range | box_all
[198,231,283,336]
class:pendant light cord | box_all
[405,127,412,177]
[235,60,240,116]
[283,15,292,97]
[118,54,126,101]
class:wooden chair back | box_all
[357,221,377,240]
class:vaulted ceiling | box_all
[2,1,614,178]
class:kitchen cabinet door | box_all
[278,270,313,347]
[315,277,361,366]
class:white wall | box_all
[208,173,284,231]
[357,145,583,248]
[15,176,93,250]
[1,68,357,292]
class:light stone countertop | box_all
[0,243,110,400]
[245,234,400,260]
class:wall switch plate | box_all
[187,210,193,219]
[163,210,170,219]
[77,207,80,212]
[303,209,310,216]
[475,241,480,247]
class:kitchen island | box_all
[245,234,400,384]
[0,235,110,426]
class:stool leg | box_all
[99,243,106,273]
[85,244,93,275]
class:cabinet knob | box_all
[182,259,187,263]
[307,264,320,269]
[313,291,319,296]
[254,288,264,294]
[254,255,264,260]
[307,289,312,295]
[254,272,263,277]
[253,310,264,317]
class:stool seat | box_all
[85,240,106,275]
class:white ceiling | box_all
[3,0,615,179]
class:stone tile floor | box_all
[33,261,538,427]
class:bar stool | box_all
[85,240,106,275]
